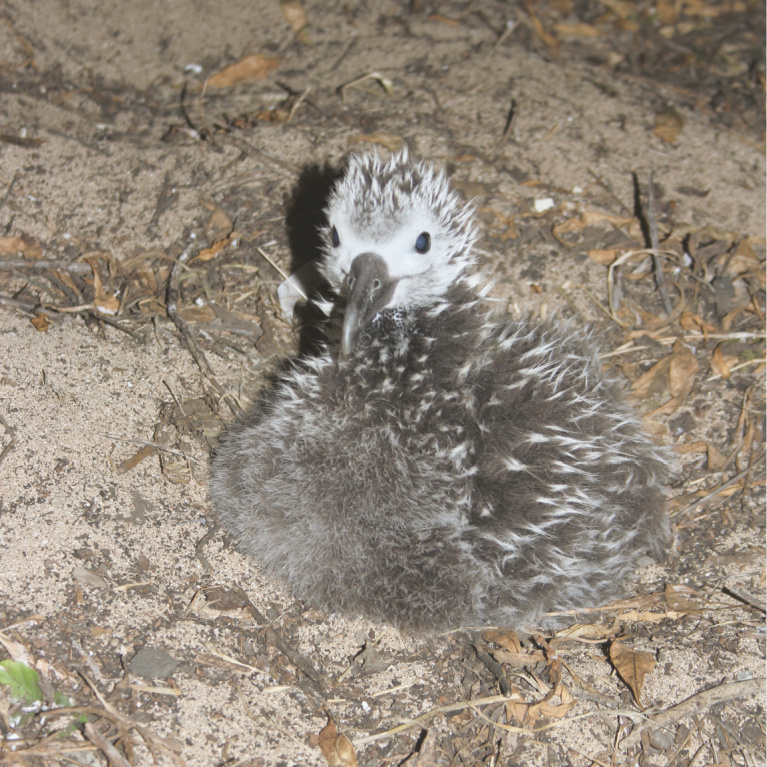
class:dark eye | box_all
[415,232,431,254]
[330,226,340,248]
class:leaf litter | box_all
[0,0,764,765]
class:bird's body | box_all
[210,150,669,632]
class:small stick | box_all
[722,586,765,613]
[166,243,241,416]
[195,523,219,575]
[83,722,132,767]
[0,258,93,274]
[646,170,673,314]
[619,678,764,750]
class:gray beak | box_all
[341,253,396,357]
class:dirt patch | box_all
[0,1,764,766]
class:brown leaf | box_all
[527,7,560,48]
[400,729,439,766]
[598,0,635,18]
[711,344,733,379]
[726,240,764,279]
[587,248,619,265]
[178,305,217,323]
[554,22,600,36]
[680,311,718,335]
[527,683,574,722]
[280,1,311,43]
[318,714,357,767]
[30,313,49,332]
[707,442,727,471]
[0,235,42,258]
[205,207,234,242]
[667,339,699,399]
[630,356,672,399]
[654,107,684,143]
[191,235,235,263]
[504,687,529,724]
[634,340,699,416]
[675,440,707,455]
[609,640,656,706]
[355,132,405,153]
[208,55,279,88]
[483,629,522,653]
[664,584,703,613]
[492,647,547,667]
[553,210,635,236]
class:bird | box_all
[209,148,670,633]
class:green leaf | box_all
[0,660,44,704]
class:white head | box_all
[320,148,478,355]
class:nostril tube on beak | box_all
[341,253,395,357]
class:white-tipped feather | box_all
[210,149,671,633]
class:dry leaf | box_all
[680,311,718,335]
[30,313,49,332]
[667,338,699,399]
[281,0,309,36]
[483,629,523,653]
[597,0,635,18]
[554,22,600,36]
[318,714,357,767]
[205,207,234,242]
[633,339,699,415]
[707,442,727,471]
[504,687,530,724]
[87,258,120,315]
[192,235,235,263]
[675,441,707,455]
[208,55,279,88]
[553,210,635,237]
[609,640,656,706]
[654,106,684,143]
[0,235,42,258]
[527,7,560,48]
[178,305,217,323]
[588,248,620,265]
[553,623,616,641]
[427,14,461,25]
[355,132,405,153]
[631,356,671,399]
[711,344,733,379]
[492,647,547,667]
[400,729,439,766]
[618,609,686,622]
[527,683,574,721]
[664,584,703,613]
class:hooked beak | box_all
[341,253,396,357]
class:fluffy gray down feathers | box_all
[210,149,670,632]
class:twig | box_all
[0,414,17,469]
[474,642,512,695]
[99,432,201,464]
[722,586,765,613]
[0,258,92,274]
[83,722,132,767]
[235,588,327,690]
[672,449,766,517]
[619,678,765,750]
[496,97,517,151]
[287,86,311,122]
[256,247,290,282]
[166,243,241,416]
[354,695,650,746]
[195,523,219,575]
[647,170,673,314]
[0,171,19,212]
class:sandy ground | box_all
[0,1,765,765]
